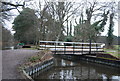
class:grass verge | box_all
[104,48,120,58]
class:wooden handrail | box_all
[39,41,105,54]
[40,41,105,45]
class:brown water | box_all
[33,56,120,80]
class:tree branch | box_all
[1,1,24,12]
[1,1,24,7]
[1,8,17,12]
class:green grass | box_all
[29,56,40,62]
[105,51,120,58]
[104,45,120,58]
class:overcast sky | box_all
[3,0,120,36]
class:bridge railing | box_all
[39,41,105,55]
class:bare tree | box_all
[74,1,117,42]
[0,0,25,23]
[46,1,81,41]
[0,1,24,12]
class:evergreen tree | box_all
[13,8,38,44]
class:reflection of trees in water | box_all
[36,59,101,79]
[47,65,102,79]
[52,59,119,79]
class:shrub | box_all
[64,36,73,46]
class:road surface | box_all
[2,49,39,80]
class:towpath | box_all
[2,49,39,80]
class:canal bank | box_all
[31,56,120,80]
[22,53,120,81]
[53,54,120,68]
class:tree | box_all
[29,1,54,41]
[31,1,79,41]
[107,13,114,48]
[0,0,25,23]
[13,8,38,44]
[74,13,86,41]
[38,10,61,41]
[74,10,109,42]
[46,1,80,41]
[32,2,60,41]
[73,1,114,42]
[0,1,24,12]
[2,26,13,49]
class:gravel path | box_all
[2,49,40,79]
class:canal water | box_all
[32,55,120,80]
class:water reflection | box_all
[33,57,120,80]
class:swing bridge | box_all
[39,41,105,55]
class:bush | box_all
[64,36,73,46]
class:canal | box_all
[31,55,120,80]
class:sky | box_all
[119,1,120,36]
[3,0,120,36]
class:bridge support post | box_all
[82,40,84,54]
[73,44,75,54]
[55,42,56,54]
[64,44,66,54]
[45,42,46,49]
[96,43,98,52]
[89,39,91,54]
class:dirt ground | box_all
[2,49,40,79]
